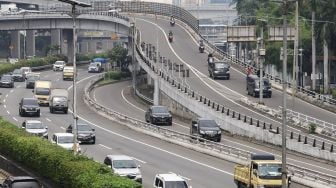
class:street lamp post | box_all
[298,48,303,88]
[58,0,91,155]
[257,19,266,105]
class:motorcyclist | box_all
[170,16,175,26]
[199,40,204,53]
[168,30,173,42]
[207,52,214,63]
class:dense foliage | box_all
[0,119,141,188]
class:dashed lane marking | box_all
[46,118,51,122]
[13,117,18,121]
[99,144,112,150]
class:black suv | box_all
[190,118,222,142]
[0,176,42,188]
[66,123,96,144]
[11,69,25,82]
[145,106,172,125]
[19,98,40,117]
[208,61,230,80]
[26,74,39,89]
[0,75,14,88]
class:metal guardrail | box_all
[135,88,153,104]
[83,53,336,188]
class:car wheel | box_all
[36,113,40,117]
[64,109,68,114]
[92,137,96,144]
[217,137,221,142]
[50,107,53,113]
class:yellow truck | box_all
[63,66,74,81]
[34,80,52,106]
[234,154,291,188]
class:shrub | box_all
[0,119,141,188]
[309,123,317,134]
[104,71,131,80]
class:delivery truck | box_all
[49,89,68,114]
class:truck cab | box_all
[33,80,51,106]
[234,154,291,188]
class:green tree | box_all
[107,46,128,70]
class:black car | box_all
[12,69,25,82]
[66,123,96,144]
[19,98,40,117]
[208,61,230,80]
[0,176,42,188]
[190,118,222,142]
[145,106,172,125]
[0,75,14,88]
[25,74,40,89]
[246,74,272,98]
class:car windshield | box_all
[258,163,282,179]
[63,68,73,72]
[12,181,41,188]
[23,99,38,106]
[215,63,229,69]
[26,122,44,129]
[55,61,64,65]
[198,119,218,127]
[27,76,39,81]
[58,136,73,144]
[165,181,188,188]
[13,69,22,74]
[21,68,30,73]
[77,124,92,131]
[35,88,50,95]
[113,159,137,169]
[54,97,67,103]
[1,75,11,80]
[89,62,100,67]
[152,106,169,113]
[255,80,270,87]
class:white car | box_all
[20,67,32,77]
[104,155,142,183]
[53,61,66,71]
[51,133,81,153]
[22,120,48,139]
[153,173,191,188]
[88,62,102,73]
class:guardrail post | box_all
[216,104,219,111]
[227,109,230,116]
[276,127,280,134]
[304,136,308,144]
[298,134,301,142]
[222,107,225,113]
[184,87,187,93]
[321,142,325,150]
[178,83,180,89]
[238,113,241,120]
[257,120,260,127]
[208,100,211,106]
[331,144,334,152]
[263,122,266,129]
[212,102,215,108]
[290,132,293,139]
[269,124,272,130]
[313,139,316,147]
[192,91,195,97]
[199,96,202,102]
[250,118,253,125]
[172,80,174,85]
[204,98,207,104]
[244,116,247,122]
[232,111,235,118]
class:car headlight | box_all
[22,106,27,110]
[226,70,230,73]
[218,130,221,134]
[90,133,95,137]
[254,88,260,91]
[43,132,48,136]
[214,71,219,73]
[200,130,205,134]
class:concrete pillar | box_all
[10,31,20,59]
[153,76,160,105]
[26,30,35,57]
[80,41,89,54]
[51,29,61,54]
[63,29,74,64]
[102,40,110,52]
[88,41,97,53]
[147,74,152,85]
[61,29,68,56]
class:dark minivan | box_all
[208,61,230,80]
[66,123,96,144]
[246,74,272,98]
[145,106,172,126]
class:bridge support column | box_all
[26,30,35,57]
[80,41,89,54]
[51,29,61,54]
[153,76,160,105]
[88,41,97,53]
[147,74,153,85]
[102,40,111,52]
[10,31,20,59]
[63,29,74,64]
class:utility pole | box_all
[311,0,316,91]
[293,0,299,91]
[282,0,288,187]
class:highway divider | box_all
[83,53,336,188]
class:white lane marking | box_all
[6,110,10,114]
[99,144,112,150]
[60,126,65,130]
[3,99,5,103]
[132,157,146,164]
[56,78,60,81]
[13,117,18,121]
[40,112,43,116]
[5,94,8,98]
[3,105,6,108]
[139,18,335,144]
[10,90,13,93]
[16,85,21,88]
[67,74,100,91]
[169,172,191,181]
[46,118,51,122]
[119,86,188,129]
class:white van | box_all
[153,173,191,188]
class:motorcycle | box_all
[207,57,214,64]
[168,33,173,43]
[170,20,175,26]
[199,45,204,53]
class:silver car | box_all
[103,155,142,183]
[22,120,48,139]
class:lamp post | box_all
[130,21,136,95]
[257,18,267,105]
[58,0,91,155]
[298,48,303,88]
